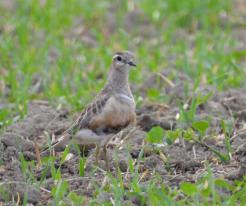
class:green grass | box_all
[0,0,246,205]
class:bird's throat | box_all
[107,67,130,93]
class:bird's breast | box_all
[88,95,136,131]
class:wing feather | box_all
[41,92,111,154]
[61,92,111,136]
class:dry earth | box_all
[0,0,246,205]
[1,83,246,204]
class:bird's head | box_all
[112,51,136,72]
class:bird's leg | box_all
[95,145,100,165]
[102,145,109,171]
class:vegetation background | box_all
[0,0,245,205]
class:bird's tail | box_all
[41,133,72,156]
[41,129,115,156]
[74,129,114,146]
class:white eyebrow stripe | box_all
[112,54,119,59]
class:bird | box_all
[42,51,137,170]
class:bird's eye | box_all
[116,56,122,61]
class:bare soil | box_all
[0,1,246,205]
[0,84,246,205]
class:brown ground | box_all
[0,83,246,205]
[0,0,246,205]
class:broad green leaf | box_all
[147,88,160,100]
[180,182,198,196]
[192,120,209,135]
[146,126,164,143]
[214,179,233,191]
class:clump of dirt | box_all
[1,101,70,160]
[137,73,237,134]
[0,101,71,203]
[219,89,246,123]
[137,103,177,131]
[0,158,47,203]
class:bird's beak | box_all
[128,61,136,67]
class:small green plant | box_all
[51,162,62,181]
[19,153,36,182]
[51,180,69,205]
[60,146,71,164]
[165,129,182,144]
[192,120,209,138]
[68,192,84,206]
[0,185,10,202]
[178,92,213,126]
[146,126,164,143]
[147,88,161,101]
[79,156,86,177]
[180,182,198,196]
